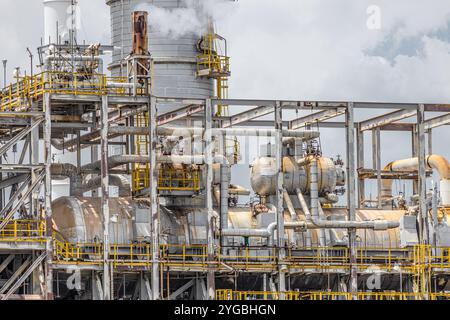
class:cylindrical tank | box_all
[52,197,147,244]
[52,197,404,249]
[106,0,214,102]
[250,156,341,197]
[44,0,77,44]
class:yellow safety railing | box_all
[0,220,46,242]
[53,238,103,264]
[160,244,208,268]
[196,32,231,117]
[285,246,413,272]
[413,245,432,297]
[158,167,201,192]
[216,290,450,301]
[0,71,143,112]
[218,246,277,269]
[287,246,349,265]
[111,243,153,267]
[50,241,450,275]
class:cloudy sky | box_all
[1,0,450,200]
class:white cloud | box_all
[1,0,449,170]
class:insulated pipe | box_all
[50,163,83,196]
[381,155,450,206]
[220,164,230,231]
[44,56,102,65]
[81,174,131,197]
[309,158,325,246]
[283,189,297,221]
[296,180,399,231]
[310,158,319,219]
[52,127,320,152]
[80,154,225,172]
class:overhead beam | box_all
[221,105,274,128]
[359,109,416,131]
[289,108,346,130]
[0,118,43,157]
[424,104,450,112]
[424,113,450,130]
[157,104,204,126]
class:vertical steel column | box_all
[43,92,53,300]
[275,101,286,297]
[427,130,433,156]
[31,102,40,216]
[149,96,160,300]
[412,124,419,195]
[100,96,111,300]
[205,99,215,300]
[372,128,382,208]
[417,104,428,244]
[356,124,365,208]
[91,110,99,197]
[346,102,358,299]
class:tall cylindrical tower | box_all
[44,0,78,44]
[106,0,214,100]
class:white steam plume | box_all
[134,0,234,39]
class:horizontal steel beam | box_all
[424,104,450,112]
[424,113,450,130]
[0,118,44,157]
[289,108,346,130]
[359,109,416,131]
[221,105,274,128]
[158,104,204,126]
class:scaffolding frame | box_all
[0,86,450,299]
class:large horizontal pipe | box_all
[53,126,320,152]
[81,174,131,197]
[296,187,398,230]
[381,154,450,206]
[110,126,319,139]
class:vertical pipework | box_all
[220,164,229,235]
[417,104,428,244]
[43,92,53,300]
[132,11,149,55]
[149,96,160,300]
[432,182,438,247]
[205,99,215,300]
[100,96,111,300]
[310,158,319,221]
[309,158,326,246]
[132,11,150,79]
[275,102,286,298]
[346,102,358,299]
[356,123,365,207]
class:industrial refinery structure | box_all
[0,0,449,300]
